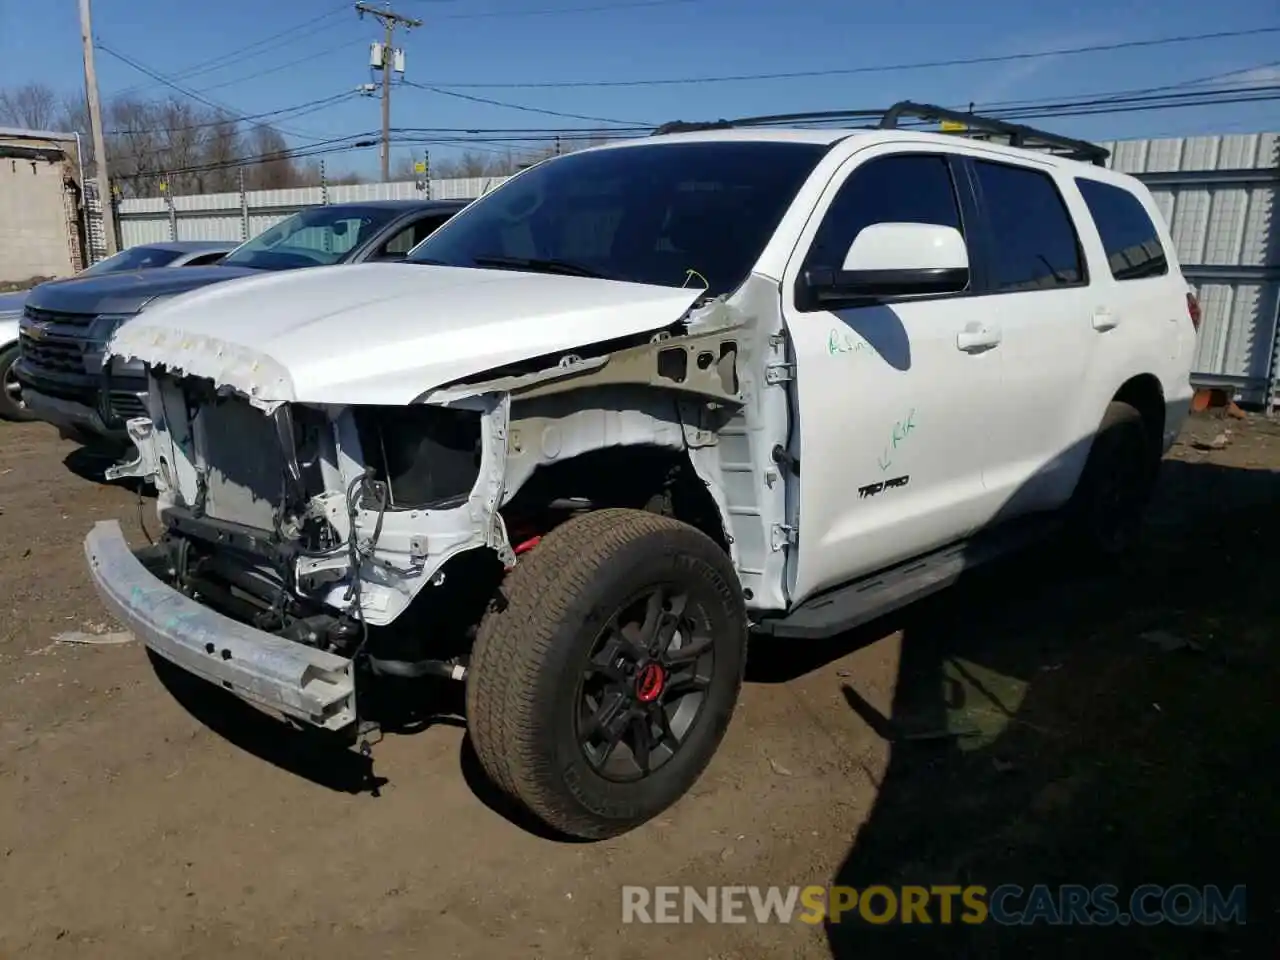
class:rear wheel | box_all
[1068,401,1159,556]
[467,508,747,839]
[0,344,34,422]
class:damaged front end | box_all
[87,272,789,741]
[89,370,512,733]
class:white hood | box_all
[108,262,702,405]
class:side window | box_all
[380,215,452,257]
[183,252,226,266]
[805,154,964,270]
[973,161,1085,291]
[287,217,365,256]
[1075,178,1168,280]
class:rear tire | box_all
[466,508,747,840]
[0,344,34,422]
[1067,401,1159,556]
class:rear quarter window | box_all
[1074,178,1169,280]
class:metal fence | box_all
[1101,132,1280,408]
[100,132,1280,408]
[114,175,512,248]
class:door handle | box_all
[956,324,1001,353]
[1092,309,1119,331]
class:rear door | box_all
[780,145,1007,603]
[962,157,1097,516]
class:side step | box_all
[755,515,1061,640]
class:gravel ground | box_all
[0,410,1274,958]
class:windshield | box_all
[408,141,829,297]
[221,206,403,270]
[80,246,184,275]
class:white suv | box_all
[86,103,1197,840]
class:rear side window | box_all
[184,252,226,266]
[1075,178,1168,280]
[973,160,1085,292]
[805,154,964,270]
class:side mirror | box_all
[799,222,969,309]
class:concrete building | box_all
[0,127,86,286]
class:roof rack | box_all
[650,101,1110,166]
[879,101,1109,165]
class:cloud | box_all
[1211,64,1280,86]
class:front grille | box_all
[23,305,97,329]
[19,332,84,375]
[109,390,147,420]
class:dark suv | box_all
[16,199,467,443]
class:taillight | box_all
[1186,292,1202,332]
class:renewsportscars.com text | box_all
[621,884,1247,926]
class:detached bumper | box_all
[84,520,357,731]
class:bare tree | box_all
[244,125,298,190]
[201,116,242,194]
[9,82,619,198]
[0,83,59,130]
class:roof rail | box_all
[650,101,1110,166]
[879,101,1110,166]
[650,119,735,135]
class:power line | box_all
[423,24,1280,88]
[125,134,380,180]
[103,92,358,137]
[112,3,350,96]
[96,42,335,142]
[117,80,1280,181]
[196,40,365,93]
[974,59,1280,112]
[693,84,1280,136]
[400,81,649,125]
[434,0,700,19]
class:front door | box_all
[779,145,1006,605]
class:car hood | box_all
[23,265,263,315]
[109,262,704,405]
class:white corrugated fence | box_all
[1102,132,1279,407]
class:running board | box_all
[755,516,1062,640]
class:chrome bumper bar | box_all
[84,520,356,731]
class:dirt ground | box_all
[0,411,1275,958]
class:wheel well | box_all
[500,446,729,552]
[1113,374,1165,460]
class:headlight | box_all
[89,312,136,341]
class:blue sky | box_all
[1,0,1277,177]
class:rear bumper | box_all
[84,520,357,731]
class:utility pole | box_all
[355,2,421,182]
[78,0,117,255]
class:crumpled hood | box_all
[23,264,263,316]
[109,262,703,405]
